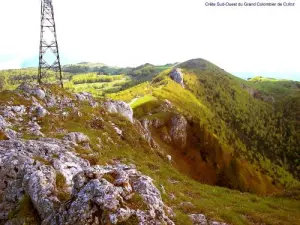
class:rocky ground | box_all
[0,84,228,225]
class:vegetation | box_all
[109,59,300,192]
[8,194,41,224]
[56,171,70,201]
[1,59,300,224]
[71,73,123,84]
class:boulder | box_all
[166,155,172,162]
[170,68,184,87]
[0,115,11,129]
[27,121,44,137]
[103,100,133,123]
[36,105,48,118]
[189,214,229,225]
[17,83,46,99]
[0,138,174,225]
[11,105,26,115]
[63,132,90,145]
[189,214,208,225]
[75,92,93,102]
[75,92,98,108]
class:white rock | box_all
[103,100,133,123]
[0,115,11,129]
[166,155,172,162]
[170,68,184,87]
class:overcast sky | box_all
[0,0,299,80]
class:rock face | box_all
[103,100,133,123]
[170,115,188,149]
[169,68,184,87]
[0,138,174,225]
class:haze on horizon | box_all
[0,0,299,81]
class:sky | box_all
[0,0,299,80]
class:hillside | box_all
[109,58,300,192]
[0,59,300,225]
[0,62,175,96]
[0,84,299,225]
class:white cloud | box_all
[0,59,22,70]
[0,0,299,78]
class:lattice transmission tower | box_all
[38,0,63,87]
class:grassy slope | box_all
[248,76,300,98]
[108,59,299,193]
[1,86,299,225]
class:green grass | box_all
[248,76,300,98]
[130,95,157,109]
[28,87,298,225]
[108,59,299,192]
[1,60,300,224]
[56,171,71,202]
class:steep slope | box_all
[108,59,300,194]
[0,84,300,225]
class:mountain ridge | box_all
[0,58,299,224]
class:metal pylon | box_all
[38,0,63,87]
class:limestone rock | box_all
[103,100,133,123]
[0,115,11,129]
[36,105,48,118]
[17,83,46,99]
[0,128,19,139]
[189,214,229,225]
[63,132,90,147]
[75,92,98,108]
[170,68,184,87]
[11,105,26,115]
[161,132,172,144]
[189,214,208,225]
[23,165,59,220]
[27,121,44,137]
[170,115,188,149]
[0,137,174,225]
[166,155,172,162]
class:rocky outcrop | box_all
[0,115,19,140]
[63,132,90,146]
[189,214,228,225]
[75,92,99,108]
[103,100,133,123]
[170,115,188,149]
[0,115,11,129]
[27,121,44,137]
[17,83,46,99]
[169,68,184,87]
[0,138,174,225]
